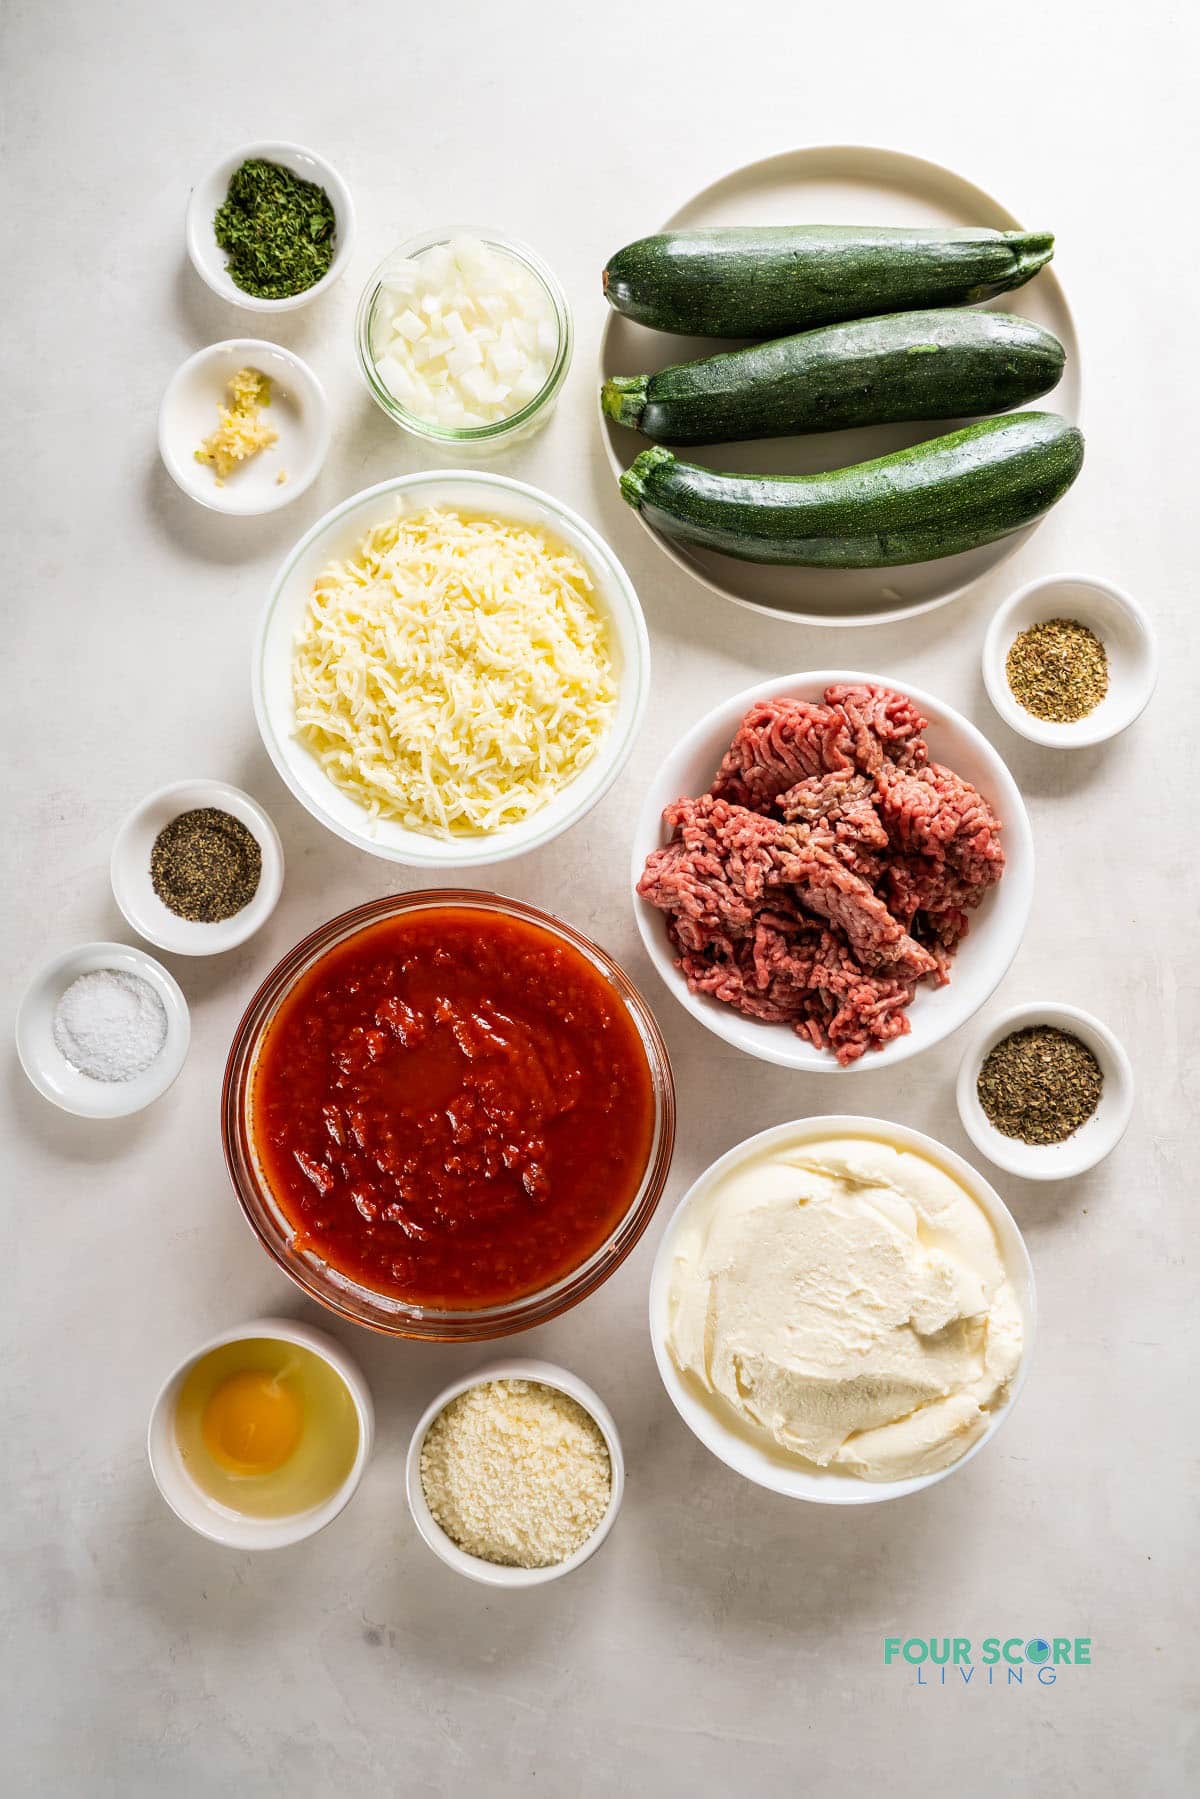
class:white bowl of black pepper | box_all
[983,572,1158,748]
[956,1002,1135,1181]
[110,780,284,956]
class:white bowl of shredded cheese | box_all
[255,472,649,866]
[406,1360,625,1586]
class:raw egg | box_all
[174,1337,359,1518]
[202,1370,304,1474]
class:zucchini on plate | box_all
[602,310,1065,446]
[619,413,1084,568]
[603,226,1054,338]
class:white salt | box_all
[52,969,168,1083]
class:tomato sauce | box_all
[250,907,656,1308]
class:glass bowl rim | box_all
[221,890,676,1341]
[353,226,573,442]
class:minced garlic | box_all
[420,1379,612,1567]
[194,367,278,484]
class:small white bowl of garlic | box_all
[355,229,572,451]
[158,339,330,515]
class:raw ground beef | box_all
[638,685,1006,1063]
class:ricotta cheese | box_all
[666,1135,1024,1482]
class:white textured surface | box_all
[3,1,1196,1793]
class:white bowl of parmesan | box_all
[255,472,650,865]
[405,1361,624,1586]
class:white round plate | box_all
[649,1116,1036,1505]
[16,942,190,1118]
[158,339,329,516]
[600,144,1081,626]
[631,671,1034,1072]
[110,779,284,955]
[255,472,650,868]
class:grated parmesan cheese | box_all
[292,507,616,837]
[420,1379,612,1568]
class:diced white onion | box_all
[371,237,559,430]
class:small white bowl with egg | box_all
[649,1116,1036,1506]
[110,779,284,956]
[147,1316,374,1550]
[405,1359,625,1587]
[186,141,355,314]
[983,572,1158,748]
[158,339,329,515]
[254,471,650,867]
[16,941,190,1119]
[956,1002,1135,1180]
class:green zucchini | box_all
[618,413,1083,568]
[603,226,1054,338]
[602,310,1065,445]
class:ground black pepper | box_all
[151,808,262,923]
[977,1025,1103,1144]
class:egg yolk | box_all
[202,1370,303,1475]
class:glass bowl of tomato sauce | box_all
[222,892,676,1340]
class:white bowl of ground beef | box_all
[631,671,1033,1073]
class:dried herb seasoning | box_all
[1006,617,1109,723]
[977,1025,1103,1144]
[151,808,262,923]
[213,159,336,300]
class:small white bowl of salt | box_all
[16,943,190,1118]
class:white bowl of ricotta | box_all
[255,472,650,867]
[649,1116,1036,1505]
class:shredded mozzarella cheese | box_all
[291,507,616,837]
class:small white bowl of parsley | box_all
[187,141,356,313]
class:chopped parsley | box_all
[213,159,337,300]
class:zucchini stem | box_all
[620,446,674,510]
[1014,230,1055,281]
[601,375,648,429]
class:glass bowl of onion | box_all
[354,228,573,451]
